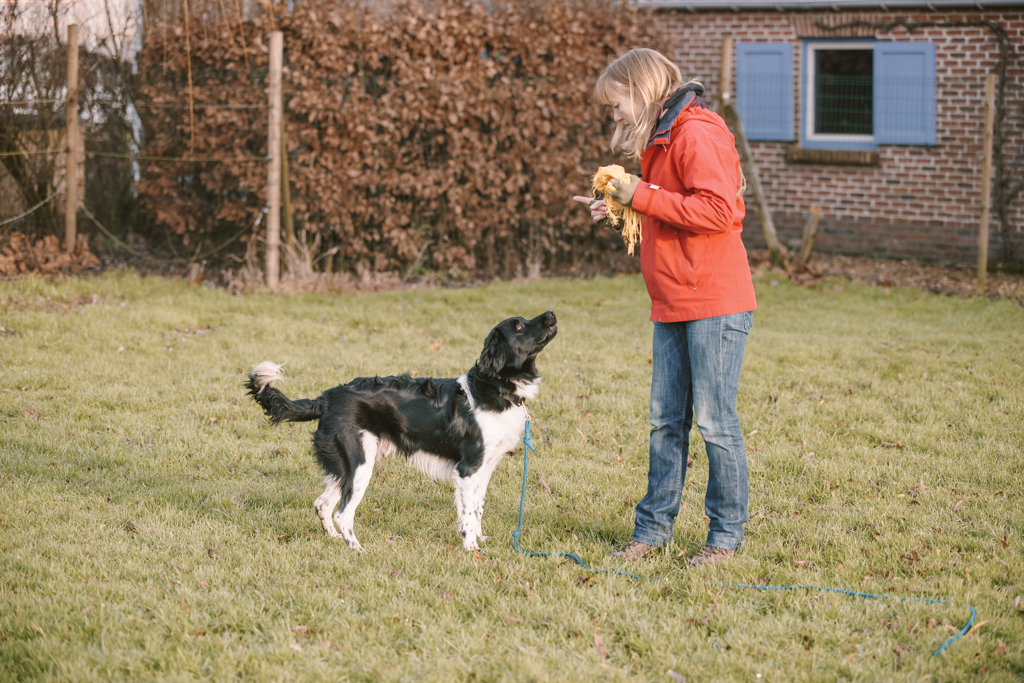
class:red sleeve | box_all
[631,126,741,235]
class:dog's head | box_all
[476,311,558,379]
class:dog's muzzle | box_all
[540,310,558,341]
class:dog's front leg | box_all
[470,468,501,543]
[454,474,481,551]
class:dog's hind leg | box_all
[314,477,343,539]
[332,431,377,552]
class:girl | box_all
[572,48,756,567]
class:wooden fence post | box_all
[795,206,821,271]
[977,72,995,297]
[265,30,283,290]
[719,37,732,110]
[64,24,79,253]
[718,37,786,267]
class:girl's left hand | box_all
[607,175,638,208]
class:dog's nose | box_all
[543,310,556,322]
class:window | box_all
[800,40,936,150]
[735,40,936,150]
[808,44,873,140]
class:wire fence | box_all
[5,7,1022,276]
[814,74,872,136]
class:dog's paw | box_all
[477,535,491,543]
[344,538,366,552]
[462,540,480,552]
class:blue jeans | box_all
[632,312,752,551]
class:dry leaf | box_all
[594,634,607,658]
[965,620,989,637]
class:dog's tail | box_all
[247,361,325,424]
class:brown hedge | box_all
[136,0,662,276]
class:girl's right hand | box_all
[572,196,607,223]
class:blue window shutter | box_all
[874,42,936,145]
[736,42,794,142]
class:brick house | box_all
[651,0,1024,264]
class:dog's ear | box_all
[478,327,512,377]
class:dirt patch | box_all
[749,249,1024,305]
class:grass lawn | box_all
[1,271,1022,682]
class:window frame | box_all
[801,39,878,151]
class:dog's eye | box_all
[515,322,523,331]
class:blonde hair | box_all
[595,48,684,160]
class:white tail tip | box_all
[250,361,285,395]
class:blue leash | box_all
[711,584,976,656]
[511,420,977,656]
[511,421,658,583]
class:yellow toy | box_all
[592,164,643,255]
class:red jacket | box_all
[630,96,757,323]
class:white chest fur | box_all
[474,403,528,458]
[457,374,532,460]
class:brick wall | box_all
[658,9,1024,263]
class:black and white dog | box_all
[246,311,557,552]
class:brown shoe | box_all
[609,540,660,560]
[687,545,736,567]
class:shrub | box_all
[136,0,663,277]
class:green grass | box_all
[1,272,1022,682]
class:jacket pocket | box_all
[680,233,709,290]
[671,237,692,287]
